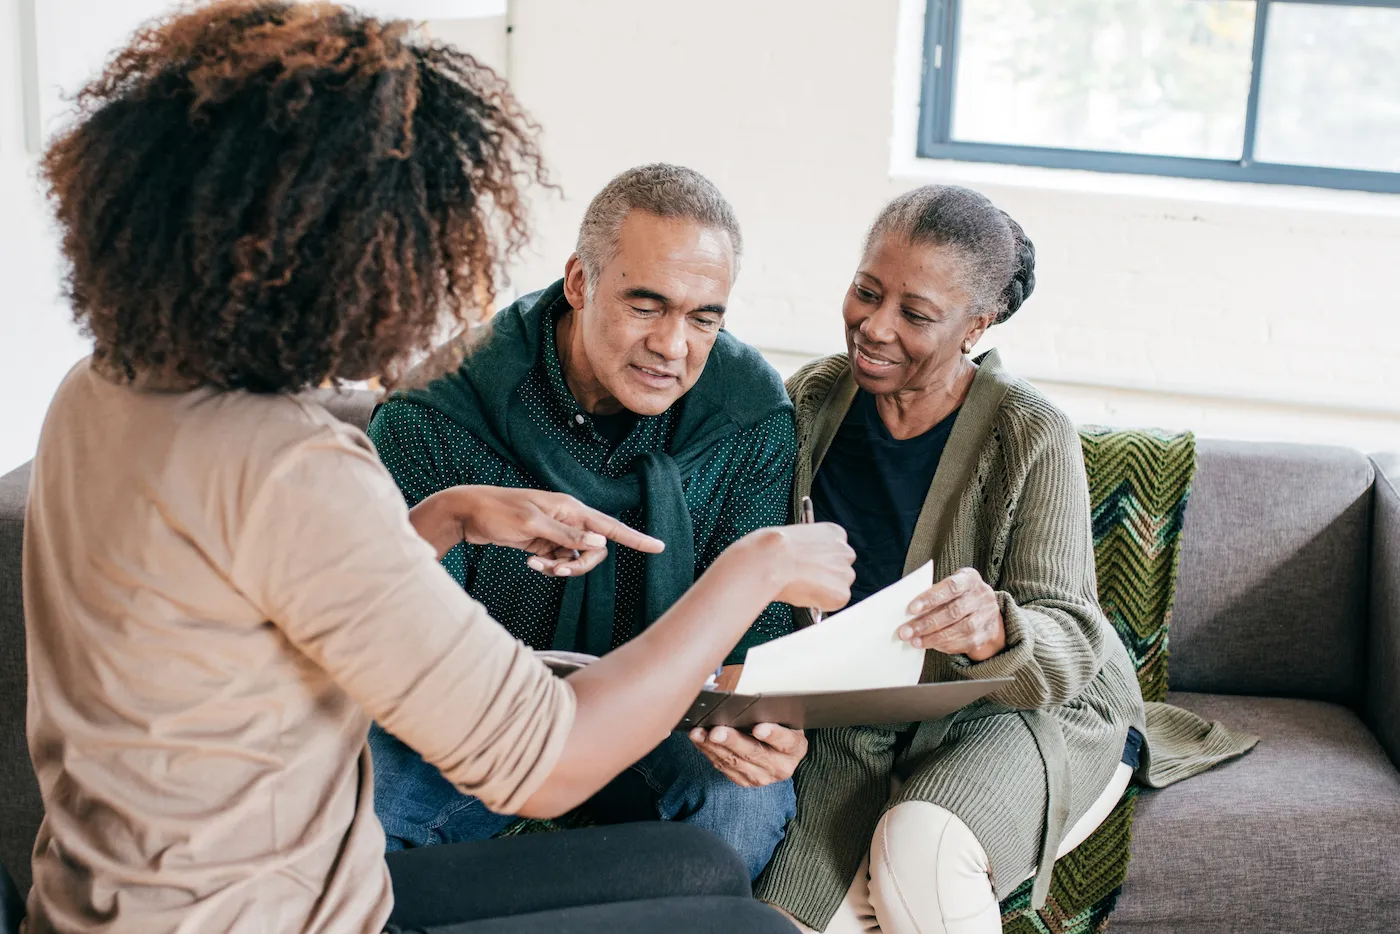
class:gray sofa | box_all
[1,391,1397,933]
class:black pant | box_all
[385,822,791,934]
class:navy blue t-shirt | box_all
[810,390,959,604]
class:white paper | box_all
[734,561,933,695]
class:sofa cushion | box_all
[0,463,40,896]
[1171,442,1372,705]
[1,859,21,934]
[1370,456,1400,769]
[1114,692,1400,934]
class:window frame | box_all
[917,0,1400,194]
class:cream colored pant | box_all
[780,762,1133,934]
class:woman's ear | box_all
[562,253,588,310]
[963,314,994,352]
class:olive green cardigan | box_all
[755,352,1258,930]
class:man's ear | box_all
[563,254,588,311]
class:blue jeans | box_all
[368,724,796,881]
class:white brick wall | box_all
[502,0,1400,453]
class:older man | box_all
[368,164,804,879]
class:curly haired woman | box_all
[20,3,853,933]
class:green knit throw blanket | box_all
[999,427,1195,934]
[502,427,1197,934]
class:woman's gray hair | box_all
[866,185,1036,324]
[575,164,742,295]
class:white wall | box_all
[2,0,1397,473]
[0,0,88,475]
[0,0,185,473]
[501,0,1400,454]
[0,0,505,473]
[0,155,88,476]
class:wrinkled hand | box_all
[688,723,807,787]
[899,567,1005,661]
[409,485,664,575]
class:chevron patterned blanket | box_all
[997,427,1195,934]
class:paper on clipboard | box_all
[735,561,933,695]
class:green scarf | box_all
[395,279,791,657]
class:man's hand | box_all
[688,723,807,787]
[409,485,665,572]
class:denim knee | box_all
[368,723,513,850]
[639,733,797,881]
[700,774,796,880]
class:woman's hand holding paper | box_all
[408,485,665,574]
[899,567,1006,661]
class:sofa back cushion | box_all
[307,388,378,433]
[1170,440,1372,705]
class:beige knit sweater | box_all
[755,352,1257,931]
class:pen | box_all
[704,664,723,690]
[800,495,824,625]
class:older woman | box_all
[755,186,1253,934]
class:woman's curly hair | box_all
[42,0,547,392]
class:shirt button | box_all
[574,414,586,425]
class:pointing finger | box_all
[576,506,666,554]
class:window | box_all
[918,0,1400,192]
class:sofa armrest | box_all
[0,462,41,895]
[1370,454,1400,770]
[1,858,23,934]
[304,388,380,433]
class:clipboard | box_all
[533,650,1012,732]
[674,677,1014,731]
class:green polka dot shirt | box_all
[368,312,797,665]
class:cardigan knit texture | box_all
[755,352,1258,931]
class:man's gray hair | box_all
[575,164,742,294]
